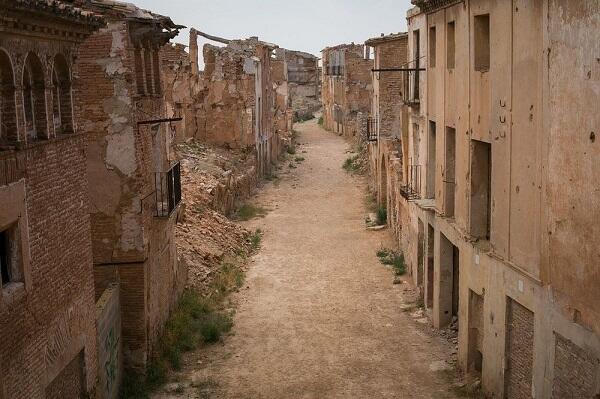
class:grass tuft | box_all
[287,146,297,155]
[318,116,324,126]
[376,248,407,276]
[234,204,268,221]
[249,229,262,251]
[294,156,305,162]
[342,155,361,173]
[121,259,245,398]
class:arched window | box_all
[0,50,17,143]
[52,54,73,133]
[23,52,47,140]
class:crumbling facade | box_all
[321,43,372,137]
[368,1,600,397]
[0,2,102,397]
[284,49,320,120]
[74,1,186,371]
[271,48,293,155]
[364,33,409,209]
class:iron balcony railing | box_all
[154,161,182,217]
[400,164,422,201]
[401,57,424,106]
[366,117,378,142]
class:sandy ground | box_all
[157,120,458,399]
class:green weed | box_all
[234,204,268,221]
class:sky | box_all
[131,0,412,62]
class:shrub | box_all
[235,204,268,221]
[377,249,407,276]
[342,155,361,173]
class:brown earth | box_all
[156,119,459,399]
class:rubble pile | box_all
[175,140,258,289]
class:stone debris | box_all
[175,140,257,290]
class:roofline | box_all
[365,32,408,46]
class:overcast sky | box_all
[132,0,412,61]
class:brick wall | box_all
[552,333,599,398]
[504,298,534,398]
[76,19,185,371]
[376,37,408,138]
[0,136,98,398]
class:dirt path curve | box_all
[177,120,457,399]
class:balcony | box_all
[366,117,378,142]
[401,58,423,106]
[154,161,182,217]
[400,164,422,201]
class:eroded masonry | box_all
[322,1,600,397]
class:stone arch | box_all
[0,48,17,143]
[22,52,47,139]
[52,53,73,133]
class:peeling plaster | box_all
[105,127,136,176]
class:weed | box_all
[377,248,407,276]
[288,162,296,169]
[193,204,205,214]
[376,207,387,226]
[342,155,361,173]
[294,156,305,162]
[200,313,233,343]
[234,204,268,221]
[249,229,262,251]
[376,247,391,258]
[318,116,324,125]
[121,279,239,397]
[264,173,278,181]
[287,146,297,155]
[174,384,185,394]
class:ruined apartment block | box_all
[369,0,600,396]
[0,1,102,397]
[74,1,186,371]
[321,43,372,137]
[364,33,408,213]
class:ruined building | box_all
[0,1,103,397]
[368,0,600,397]
[190,32,280,176]
[74,1,186,371]
[160,42,198,143]
[271,48,293,152]
[283,49,320,120]
[321,43,372,137]
[364,33,408,210]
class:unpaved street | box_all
[166,120,458,398]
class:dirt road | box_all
[162,120,458,398]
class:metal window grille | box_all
[154,161,182,217]
[400,164,422,200]
[366,117,378,142]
